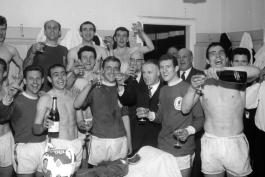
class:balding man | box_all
[23,20,68,92]
[177,48,204,177]
[167,45,178,59]
[177,48,204,84]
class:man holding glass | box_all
[23,20,68,92]
[118,58,163,155]
[181,42,260,177]
[137,54,204,177]
[74,56,132,165]
[107,22,154,73]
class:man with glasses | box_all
[182,42,260,177]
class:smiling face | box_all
[103,61,120,83]
[207,45,228,68]
[114,30,128,48]
[232,54,249,66]
[80,51,95,71]
[44,21,61,41]
[177,49,193,71]
[48,66,67,90]
[80,24,95,42]
[24,70,43,96]
[159,59,178,83]
[142,63,160,86]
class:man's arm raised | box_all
[133,22,154,54]
[181,76,203,114]
[93,47,107,71]
[23,43,44,69]
[66,49,77,72]
[9,46,23,76]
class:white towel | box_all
[60,25,82,50]
[36,28,46,42]
[126,146,182,177]
[254,44,265,69]
[239,32,254,65]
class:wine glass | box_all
[136,107,148,122]
[117,73,129,86]
[173,131,182,147]
[93,70,103,88]
[130,64,139,80]
[103,35,112,50]
[12,75,23,85]
[195,74,207,95]
[84,118,92,140]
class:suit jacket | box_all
[118,76,163,152]
[177,67,204,84]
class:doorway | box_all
[143,24,186,60]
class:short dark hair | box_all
[23,65,44,78]
[0,16,7,27]
[48,64,66,78]
[143,59,159,68]
[113,27,130,49]
[79,21,96,32]
[102,56,121,69]
[167,45,178,51]
[231,47,251,63]
[206,42,227,59]
[158,54,178,67]
[44,20,61,31]
[0,58,7,72]
[77,46,97,60]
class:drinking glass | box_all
[12,75,23,85]
[84,118,92,140]
[117,73,129,86]
[136,107,148,122]
[173,131,182,147]
[93,70,103,88]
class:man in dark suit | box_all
[117,54,162,155]
[177,48,204,83]
[177,48,204,177]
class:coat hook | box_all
[20,24,24,37]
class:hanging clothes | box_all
[220,33,232,65]
[253,44,265,69]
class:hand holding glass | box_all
[136,107,149,122]
[173,130,183,147]
[93,70,103,88]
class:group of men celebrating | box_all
[0,14,264,177]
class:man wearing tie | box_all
[177,48,204,83]
[177,48,204,177]
[118,53,162,155]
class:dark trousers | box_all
[253,128,265,177]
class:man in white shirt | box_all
[246,67,265,177]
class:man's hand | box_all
[104,36,114,50]
[43,115,54,129]
[132,22,143,34]
[127,140,133,155]
[174,129,189,141]
[78,120,93,131]
[38,90,46,97]
[31,42,45,54]
[204,67,224,80]
[73,62,85,77]
[7,82,21,100]
[125,66,137,79]
[191,74,206,90]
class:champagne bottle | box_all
[48,97,60,138]
[216,70,247,84]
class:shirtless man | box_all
[109,22,154,73]
[66,21,108,72]
[181,42,260,177]
[0,15,23,86]
[0,58,14,177]
[33,64,89,171]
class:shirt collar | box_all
[168,78,182,87]
[180,67,192,78]
[22,92,38,100]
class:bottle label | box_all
[48,122,59,132]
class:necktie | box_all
[181,72,186,81]
[148,86,153,97]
